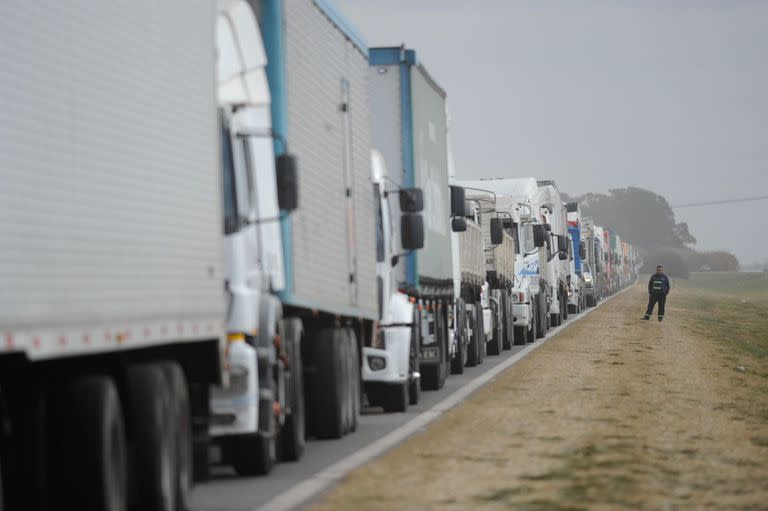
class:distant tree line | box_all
[564,187,740,277]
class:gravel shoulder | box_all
[311,275,768,511]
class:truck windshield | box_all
[374,186,385,263]
[221,118,239,235]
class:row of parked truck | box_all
[0,1,641,509]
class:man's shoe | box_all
[658,317,663,322]
[642,316,650,320]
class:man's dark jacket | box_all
[648,274,670,295]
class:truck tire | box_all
[562,291,569,321]
[450,299,466,374]
[189,383,210,483]
[409,308,422,402]
[475,304,486,365]
[126,364,176,511]
[232,429,274,476]
[465,304,479,367]
[408,377,421,405]
[382,383,408,413]
[347,328,361,433]
[502,294,513,351]
[486,301,501,356]
[307,328,345,439]
[421,305,447,391]
[451,314,467,374]
[513,326,526,346]
[280,318,306,462]
[161,363,192,511]
[53,376,127,511]
[339,330,352,435]
[535,296,547,339]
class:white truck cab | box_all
[362,151,424,412]
[210,0,303,476]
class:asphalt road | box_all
[190,341,533,511]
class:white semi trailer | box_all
[369,47,455,391]
[0,1,225,509]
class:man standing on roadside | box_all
[643,266,670,321]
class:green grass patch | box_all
[674,273,768,368]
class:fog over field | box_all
[337,0,768,265]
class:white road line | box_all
[255,284,635,511]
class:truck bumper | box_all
[210,341,258,437]
[362,326,410,384]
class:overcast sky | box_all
[336,0,768,265]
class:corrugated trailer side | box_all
[0,1,223,506]
[410,64,453,293]
[459,223,485,287]
[368,47,453,389]
[0,0,224,359]
[280,0,377,318]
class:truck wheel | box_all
[408,377,421,405]
[486,305,501,356]
[126,364,176,511]
[421,306,447,391]
[513,326,526,346]
[562,292,569,321]
[339,330,352,435]
[280,318,306,462]
[347,328,361,433]
[450,299,467,374]
[307,328,345,439]
[161,363,192,511]
[382,383,408,413]
[465,304,479,367]
[409,310,422,402]
[501,294,513,350]
[536,297,547,339]
[476,305,486,365]
[188,383,210,483]
[53,376,127,511]
[232,429,274,476]
[450,304,465,375]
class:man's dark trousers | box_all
[645,294,666,319]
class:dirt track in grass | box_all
[311,275,768,511]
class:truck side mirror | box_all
[450,186,465,217]
[579,244,586,259]
[557,235,568,252]
[276,153,298,212]
[490,218,503,245]
[399,188,424,213]
[401,213,424,250]
[544,223,552,232]
[532,225,547,248]
[452,217,467,232]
